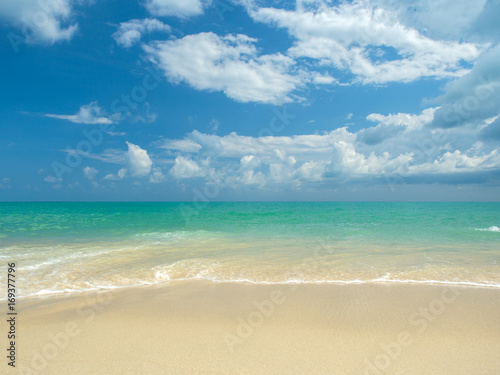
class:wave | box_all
[3,274,500,300]
[4,245,500,299]
[474,226,500,232]
[15,276,500,300]
[135,231,189,239]
[150,260,500,289]
[16,248,118,271]
[133,230,217,242]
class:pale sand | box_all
[4,281,500,374]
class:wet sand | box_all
[4,281,500,374]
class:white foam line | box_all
[15,249,120,271]
[0,281,159,300]
[2,277,499,301]
[474,226,500,232]
[158,276,500,288]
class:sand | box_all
[3,281,500,374]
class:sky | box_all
[0,0,499,202]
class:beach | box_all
[1,202,499,373]
[4,0,500,371]
[5,281,500,374]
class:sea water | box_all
[0,202,499,298]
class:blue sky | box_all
[0,0,499,201]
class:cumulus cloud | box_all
[140,1,490,104]
[357,108,437,145]
[0,0,78,44]
[481,117,500,141]
[118,168,127,179]
[149,167,165,183]
[112,18,170,48]
[144,0,206,18]
[104,168,127,181]
[44,102,114,124]
[126,142,153,176]
[169,156,207,179]
[431,43,500,128]
[411,148,500,175]
[159,128,393,186]
[144,32,303,104]
[157,107,500,189]
[374,0,488,40]
[247,0,482,84]
[64,142,161,182]
[471,0,500,41]
[83,166,98,180]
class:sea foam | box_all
[475,226,500,232]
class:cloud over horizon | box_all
[154,107,500,190]
[2,0,499,201]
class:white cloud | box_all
[144,0,206,18]
[239,169,266,185]
[157,108,500,188]
[248,0,483,84]
[411,149,500,174]
[159,128,375,186]
[210,119,220,132]
[65,142,159,182]
[83,166,98,180]
[296,160,328,181]
[309,72,337,85]
[432,43,500,128]
[240,154,259,168]
[44,175,61,183]
[357,107,437,145]
[141,1,486,103]
[112,18,170,48]
[161,139,203,153]
[144,32,303,104]
[169,156,206,179]
[62,148,126,164]
[481,117,500,141]
[0,0,78,44]
[104,168,127,181]
[238,154,265,185]
[366,109,436,129]
[374,0,488,40]
[45,102,113,124]
[118,168,127,179]
[126,142,153,176]
[149,167,165,183]
[0,178,11,189]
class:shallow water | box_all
[0,202,499,297]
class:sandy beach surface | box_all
[4,281,500,374]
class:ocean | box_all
[0,202,499,298]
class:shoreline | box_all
[4,280,500,374]
[9,276,500,302]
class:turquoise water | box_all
[0,202,499,297]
